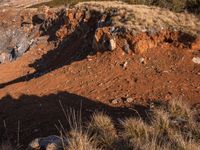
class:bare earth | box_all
[0,1,199,146]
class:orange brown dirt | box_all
[0,2,199,147]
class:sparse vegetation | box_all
[60,100,200,150]
[36,0,200,16]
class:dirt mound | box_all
[0,1,200,147]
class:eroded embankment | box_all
[1,2,200,64]
[0,2,200,148]
[39,5,200,57]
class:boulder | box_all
[0,27,33,63]
[28,135,66,150]
[92,27,116,51]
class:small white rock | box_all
[139,57,146,64]
[192,57,200,64]
[123,61,128,68]
[110,98,122,105]
[109,38,116,51]
[125,97,134,103]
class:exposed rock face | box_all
[0,26,34,63]
[92,27,116,51]
[1,3,200,64]
[0,7,45,63]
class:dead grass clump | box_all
[167,100,192,120]
[60,100,200,150]
[120,118,154,149]
[67,129,99,150]
[151,109,178,149]
[88,112,117,149]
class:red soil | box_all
[0,7,199,146]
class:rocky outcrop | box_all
[0,2,200,64]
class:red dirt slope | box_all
[0,2,199,146]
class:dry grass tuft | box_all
[88,112,117,149]
[120,118,153,149]
[76,1,200,35]
[67,129,99,150]
[59,100,200,150]
[167,100,192,120]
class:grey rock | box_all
[0,27,32,63]
[28,135,67,150]
[15,35,31,57]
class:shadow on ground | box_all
[0,10,103,89]
[0,91,149,147]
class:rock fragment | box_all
[28,135,66,150]
[123,39,130,53]
[109,38,116,51]
[110,98,123,105]
[124,97,134,103]
[93,28,116,51]
[192,57,200,64]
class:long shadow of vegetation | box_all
[0,9,106,88]
[0,92,150,147]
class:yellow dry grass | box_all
[76,1,200,35]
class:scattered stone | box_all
[28,135,66,150]
[123,39,130,53]
[110,98,123,105]
[109,38,116,51]
[124,97,134,103]
[192,57,200,64]
[93,28,117,51]
[110,26,115,33]
[139,57,146,64]
[120,61,128,69]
